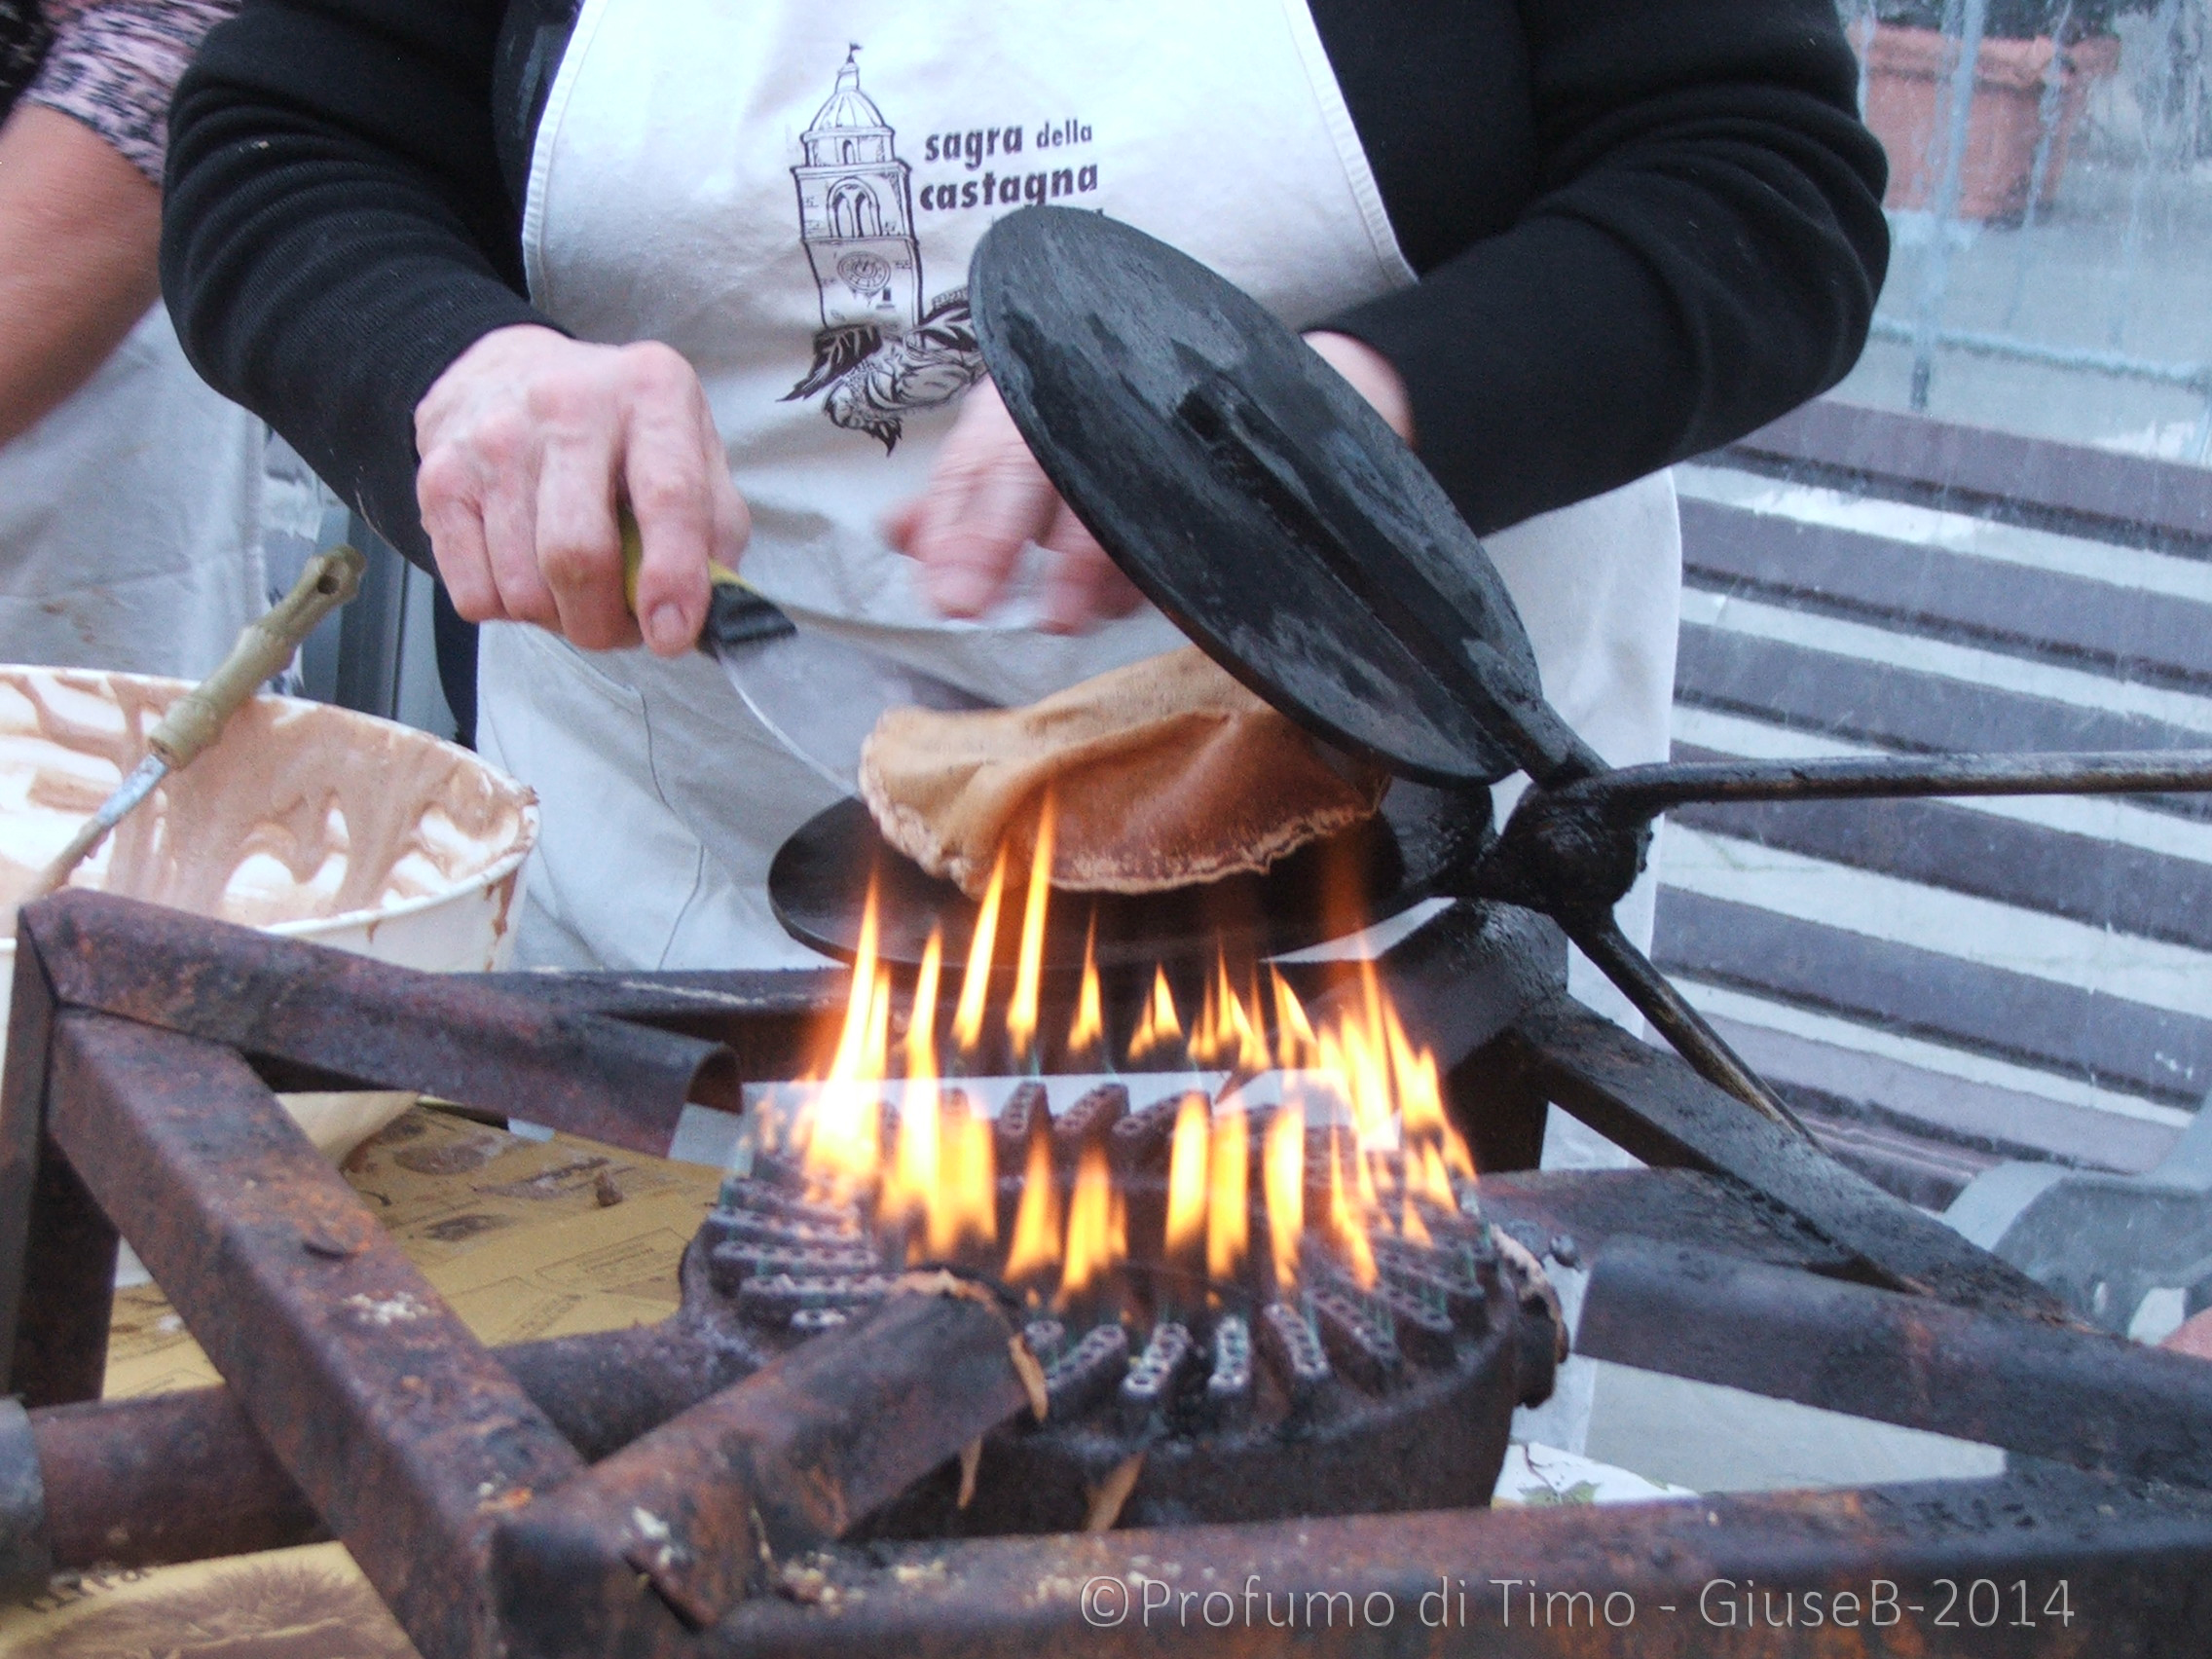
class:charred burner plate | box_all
[684,1082,1557,1534]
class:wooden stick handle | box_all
[147,546,366,769]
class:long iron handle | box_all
[1483,748,2212,1140]
[1560,907,1813,1139]
[1564,750,2212,823]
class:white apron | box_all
[0,304,266,677]
[499,0,1680,972]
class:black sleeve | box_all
[165,0,1885,562]
[1319,0,1888,535]
[161,0,548,565]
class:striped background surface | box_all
[1648,410,2212,1207]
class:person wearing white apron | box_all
[2,3,265,679]
[161,0,1887,984]
[449,9,1675,976]
[0,302,265,677]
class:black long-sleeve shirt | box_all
[161,0,1888,571]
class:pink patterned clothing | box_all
[24,0,239,182]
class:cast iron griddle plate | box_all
[769,780,1489,972]
[970,206,1547,790]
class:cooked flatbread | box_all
[859,646,1384,897]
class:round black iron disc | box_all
[969,207,1551,790]
[768,780,1490,972]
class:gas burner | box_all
[691,1088,1559,1532]
[6,895,2212,1659]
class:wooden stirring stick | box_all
[26,545,368,901]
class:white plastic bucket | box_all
[0,666,537,1069]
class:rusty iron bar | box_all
[15,882,2212,1656]
[1478,753,2212,920]
[20,891,740,1151]
[1578,1239,2212,1490]
[1468,752,2212,1133]
[703,1460,2212,1658]
[43,1009,587,1659]
[1475,1167,1855,1276]
[0,890,757,1401]
[0,911,118,1405]
[478,966,838,1093]
[493,1286,1038,1655]
[8,1321,756,1579]
[1492,994,2076,1324]
[24,1386,316,1574]
[0,1400,47,1592]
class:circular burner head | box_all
[685,1088,1558,1533]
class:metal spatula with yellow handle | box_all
[619,509,990,793]
[25,545,369,901]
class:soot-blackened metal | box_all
[702,1127,1554,1536]
[11,892,2212,1657]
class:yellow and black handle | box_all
[618,508,795,656]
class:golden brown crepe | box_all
[858,646,1385,897]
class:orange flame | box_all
[1164,1092,1209,1266]
[1005,1131,1060,1283]
[1189,953,1273,1074]
[883,928,944,1236]
[1326,1127,1378,1287]
[1264,1100,1305,1289]
[1126,968,1182,1060]
[1271,969,1318,1069]
[786,827,1478,1308]
[951,848,1008,1052]
[802,876,891,1203]
[930,1098,996,1256]
[1401,1177,1432,1246]
[1006,794,1054,1055]
[1066,913,1104,1053]
[904,927,942,1077]
[1058,1141,1125,1308]
[1205,1103,1249,1289]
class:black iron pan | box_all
[768,776,1493,977]
[955,207,2212,1135]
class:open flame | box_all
[763,793,1480,1310]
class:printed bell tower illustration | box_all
[792,46,921,333]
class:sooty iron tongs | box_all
[970,207,2212,1138]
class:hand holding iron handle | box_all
[960,208,2212,1145]
[413,317,1413,650]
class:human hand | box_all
[2163,1309,2212,1360]
[887,331,1412,632]
[882,377,1139,635]
[414,324,749,654]
[1303,330,1416,445]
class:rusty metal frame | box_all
[7,890,2212,1657]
